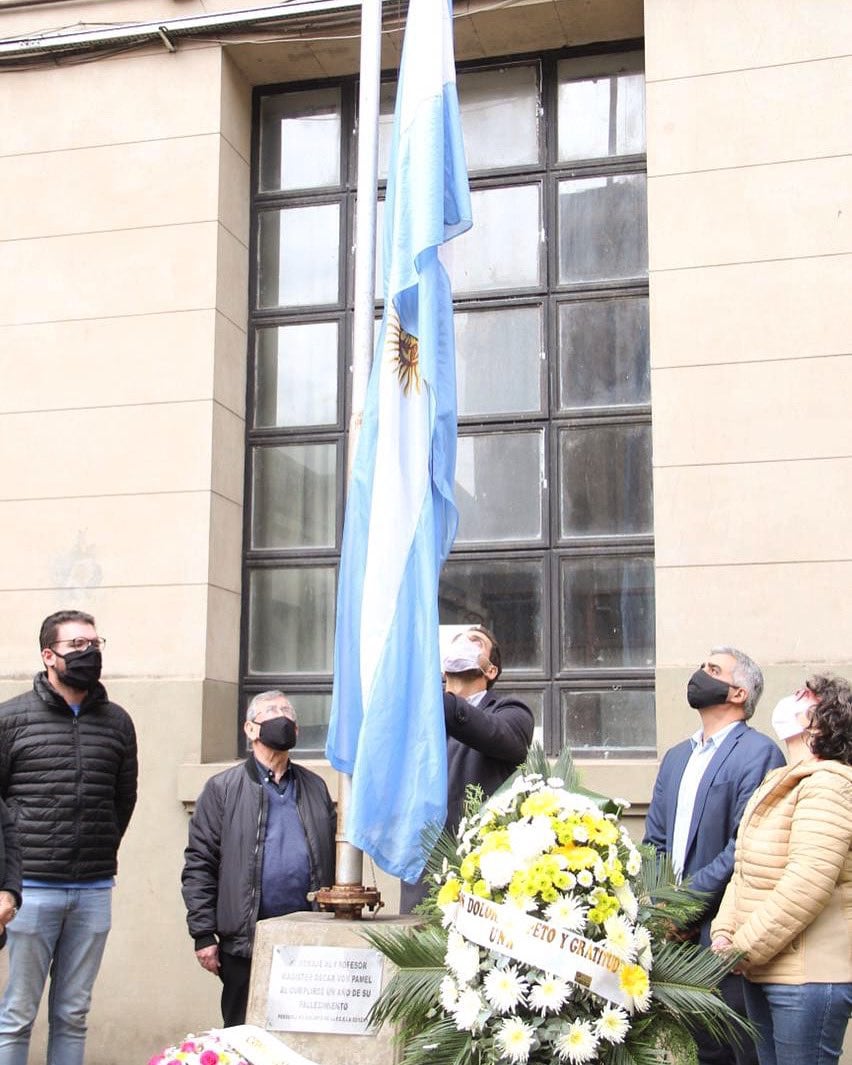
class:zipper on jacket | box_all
[250,784,265,929]
[72,715,83,875]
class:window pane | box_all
[377,82,396,181]
[248,567,335,673]
[439,557,544,671]
[456,431,544,543]
[454,185,542,294]
[455,306,544,416]
[557,70,645,161]
[252,444,337,549]
[258,205,340,308]
[289,692,330,752]
[255,323,339,428]
[559,424,652,537]
[560,688,655,756]
[558,174,648,284]
[559,555,655,670]
[558,298,649,408]
[458,65,541,171]
[259,89,341,192]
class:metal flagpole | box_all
[316,0,383,918]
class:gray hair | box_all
[245,690,296,724]
[709,646,764,719]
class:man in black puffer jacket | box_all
[0,609,137,1065]
[182,690,336,1026]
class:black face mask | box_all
[55,648,102,692]
[687,669,735,710]
[257,716,297,751]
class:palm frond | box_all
[634,848,707,932]
[403,1018,473,1065]
[613,1015,697,1065]
[362,924,447,969]
[368,964,445,1031]
[362,924,449,1032]
[650,941,756,1046]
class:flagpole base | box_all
[312,883,383,920]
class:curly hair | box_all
[805,674,852,764]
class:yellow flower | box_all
[437,879,461,906]
[557,845,599,871]
[472,879,491,898]
[460,855,478,881]
[520,791,559,818]
[585,816,619,846]
[619,963,650,999]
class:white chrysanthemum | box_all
[572,825,589,843]
[634,925,653,969]
[554,1018,599,1063]
[603,914,636,961]
[613,881,639,921]
[440,901,459,928]
[596,1006,630,1044]
[544,895,587,932]
[495,1017,535,1063]
[508,815,556,860]
[479,849,517,889]
[576,869,594,888]
[452,987,485,1032]
[546,776,565,788]
[592,859,607,883]
[631,984,652,1013]
[483,965,527,1013]
[529,975,570,1014]
[445,931,481,983]
[504,893,537,915]
[439,975,459,1012]
[625,848,642,876]
[561,792,598,813]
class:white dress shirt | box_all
[671,720,740,879]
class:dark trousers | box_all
[694,974,758,1065]
[218,951,252,1027]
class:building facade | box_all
[0,0,849,1058]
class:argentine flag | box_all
[326,0,472,882]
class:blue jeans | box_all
[743,980,852,1065]
[0,888,112,1065]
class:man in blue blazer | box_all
[645,646,785,1065]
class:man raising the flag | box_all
[325,0,472,885]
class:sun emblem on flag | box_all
[386,311,421,395]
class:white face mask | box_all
[771,693,812,741]
[442,636,486,675]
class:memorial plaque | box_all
[266,945,384,1035]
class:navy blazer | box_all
[644,721,786,941]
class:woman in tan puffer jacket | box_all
[710,674,852,1065]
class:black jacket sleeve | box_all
[0,797,21,907]
[444,691,534,763]
[181,777,225,950]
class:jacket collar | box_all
[33,671,108,714]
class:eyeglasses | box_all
[51,637,106,653]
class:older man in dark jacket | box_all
[182,690,336,1026]
[0,608,137,1065]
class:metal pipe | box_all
[0,0,363,57]
[334,0,383,891]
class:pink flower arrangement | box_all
[147,1032,250,1065]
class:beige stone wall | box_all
[0,0,850,1059]
[645,0,852,756]
[0,33,251,1057]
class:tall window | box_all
[243,46,653,758]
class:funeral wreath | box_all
[365,747,752,1065]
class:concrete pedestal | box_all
[247,912,421,1065]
